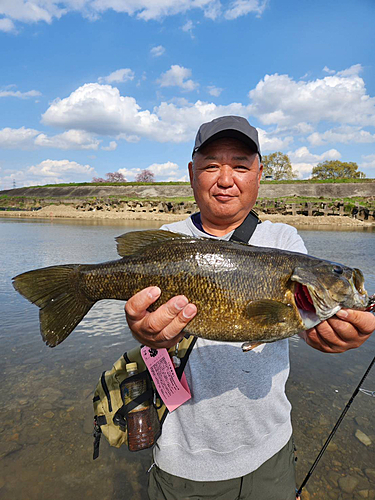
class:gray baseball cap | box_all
[192,116,261,160]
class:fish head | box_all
[291,261,368,327]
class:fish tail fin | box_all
[12,265,94,347]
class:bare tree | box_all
[135,169,155,183]
[105,172,127,182]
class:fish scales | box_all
[12,230,369,347]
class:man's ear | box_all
[188,161,194,186]
[258,163,264,187]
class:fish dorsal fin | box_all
[115,230,192,257]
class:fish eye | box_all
[333,266,343,275]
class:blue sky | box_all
[0,0,375,188]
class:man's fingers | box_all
[125,286,161,321]
[142,297,196,335]
[124,288,198,349]
[302,309,375,354]
[154,303,197,341]
[335,309,375,336]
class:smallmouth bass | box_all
[12,230,369,350]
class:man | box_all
[125,116,375,500]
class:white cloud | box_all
[0,17,16,32]
[203,0,221,19]
[248,64,375,127]
[101,140,117,151]
[323,66,335,75]
[28,159,94,180]
[158,65,199,91]
[0,127,100,150]
[98,68,134,84]
[207,85,223,97]
[148,161,180,176]
[224,0,267,20]
[257,128,293,153]
[34,130,101,150]
[336,64,363,77]
[150,45,165,57]
[42,83,144,135]
[273,122,315,137]
[41,82,248,143]
[118,161,184,182]
[116,133,141,143]
[37,66,375,154]
[0,0,62,24]
[0,88,41,99]
[288,146,341,163]
[307,126,375,146]
[0,158,95,188]
[181,19,194,36]
[0,127,39,149]
[360,154,375,170]
[288,147,341,178]
[0,0,265,29]
[117,167,141,180]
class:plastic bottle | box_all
[124,362,155,451]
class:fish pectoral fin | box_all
[115,230,193,257]
[241,341,263,352]
[246,300,294,326]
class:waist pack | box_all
[92,335,197,459]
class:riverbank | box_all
[1,204,373,226]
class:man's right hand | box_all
[125,286,197,349]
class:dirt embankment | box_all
[1,182,374,226]
[2,180,375,202]
[1,203,371,227]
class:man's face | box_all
[189,137,263,225]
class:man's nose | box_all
[217,166,234,187]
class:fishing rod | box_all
[296,354,375,498]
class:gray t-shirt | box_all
[153,216,307,481]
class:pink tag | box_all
[141,347,191,412]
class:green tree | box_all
[311,160,365,180]
[262,152,296,180]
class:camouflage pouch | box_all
[92,336,196,459]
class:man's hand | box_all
[125,286,197,349]
[299,309,375,353]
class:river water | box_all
[0,217,374,500]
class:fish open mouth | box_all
[294,283,316,313]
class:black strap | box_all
[159,336,198,426]
[229,209,260,244]
[93,416,103,460]
[113,388,154,427]
[175,337,198,380]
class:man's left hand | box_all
[299,309,375,353]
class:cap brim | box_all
[193,129,260,159]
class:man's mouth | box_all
[214,194,235,202]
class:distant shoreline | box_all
[0,204,373,227]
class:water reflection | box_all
[0,218,374,500]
